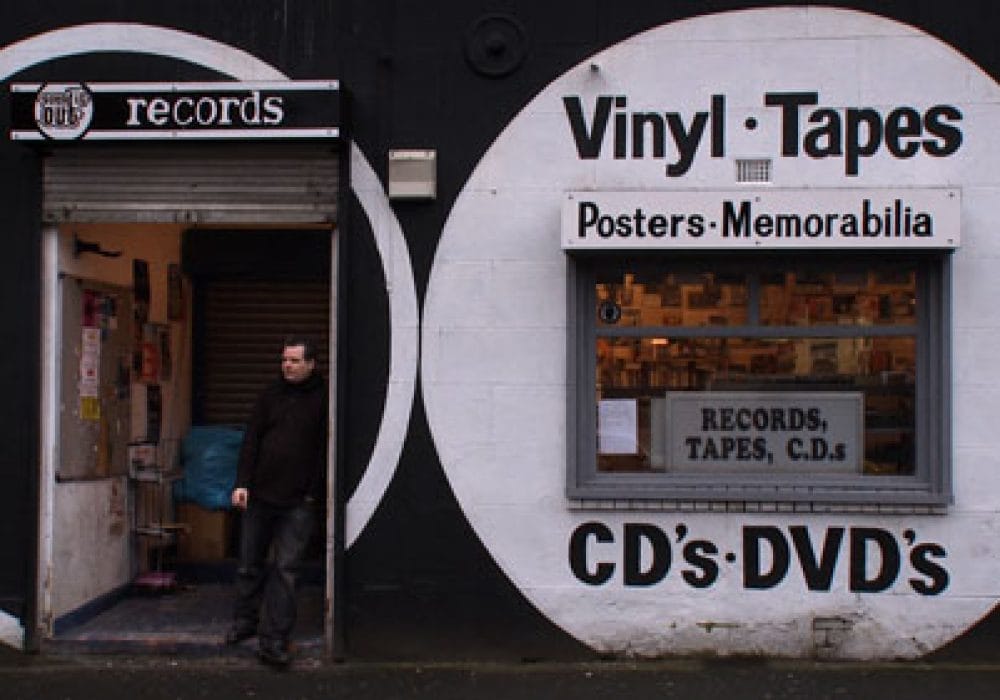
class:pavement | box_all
[2,605,1000,700]
[4,646,1000,700]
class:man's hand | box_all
[231,487,249,510]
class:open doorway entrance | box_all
[185,228,333,581]
[37,144,339,654]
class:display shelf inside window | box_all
[591,262,921,480]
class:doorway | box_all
[186,228,333,573]
[37,145,339,654]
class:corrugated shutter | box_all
[42,144,339,224]
[199,279,331,426]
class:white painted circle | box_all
[0,23,416,549]
[423,7,1000,658]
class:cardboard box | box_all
[177,502,232,561]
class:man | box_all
[226,336,328,667]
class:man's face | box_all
[281,344,315,384]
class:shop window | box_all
[568,254,950,506]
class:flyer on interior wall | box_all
[80,397,100,421]
[167,263,183,321]
[158,325,171,381]
[108,479,125,536]
[145,384,161,444]
[133,259,150,337]
[79,327,101,399]
[130,382,163,444]
[140,324,160,383]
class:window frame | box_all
[567,251,952,507]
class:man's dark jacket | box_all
[236,371,327,507]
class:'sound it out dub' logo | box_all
[34,83,93,139]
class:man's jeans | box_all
[233,499,315,645]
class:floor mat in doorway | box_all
[49,583,324,656]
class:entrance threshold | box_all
[47,572,323,658]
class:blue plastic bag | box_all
[173,426,245,510]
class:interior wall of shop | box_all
[52,224,188,617]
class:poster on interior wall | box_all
[79,327,101,399]
[146,384,161,444]
[79,396,101,421]
[133,259,150,373]
[82,288,98,327]
[115,356,130,400]
[99,293,119,331]
[130,383,147,442]
[158,325,172,381]
[139,324,160,383]
[129,383,162,444]
[167,263,183,321]
[109,478,125,536]
[61,277,133,479]
[133,259,150,304]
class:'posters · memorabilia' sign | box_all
[562,188,960,250]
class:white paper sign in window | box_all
[598,398,638,455]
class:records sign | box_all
[9,80,340,141]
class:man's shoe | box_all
[224,622,257,645]
[257,639,292,668]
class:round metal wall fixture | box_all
[464,14,527,78]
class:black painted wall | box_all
[0,147,40,636]
[0,0,998,658]
[334,0,1000,660]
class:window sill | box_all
[566,498,947,515]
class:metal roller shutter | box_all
[199,278,331,426]
[42,144,339,224]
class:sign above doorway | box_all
[9,80,340,141]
